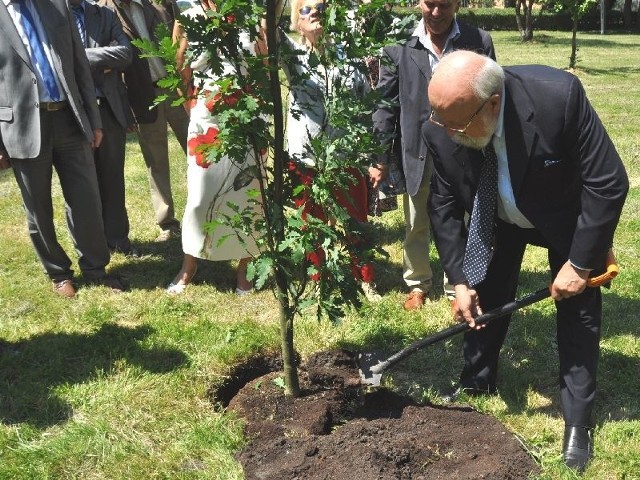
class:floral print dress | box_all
[181,9,260,261]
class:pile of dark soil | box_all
[212,349,540,480]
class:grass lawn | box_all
[1,30,638,479]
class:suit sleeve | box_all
[424,123,470,285]
[372,45,400,166]
[565,75,628,269]
[481,30,496,61]
[85,10,132,70]
[68,7,102,131]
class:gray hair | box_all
[471,56,504,101]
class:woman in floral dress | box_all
[167,1,260,295]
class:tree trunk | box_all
[515,0,535,42]
[278,295,300,396]
[265,0,300,397]
[569,16,578,69]
[622,0,632,28]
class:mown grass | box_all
[0,31,638,479]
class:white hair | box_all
[471,56,504,101]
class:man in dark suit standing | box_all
[424,50,628,472]
[101,0,188,242]
[71,0,137,256]
[0,0,126,297]
[372,0,495,310]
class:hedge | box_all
[280,7,631,33]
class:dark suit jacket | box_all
[100,0,178,124]
[84,0,132,128]
[424,65,629,285]
[0,0,101,159]
[373,23,495,196]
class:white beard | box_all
[451,114,498,150]
[451,133,493,150]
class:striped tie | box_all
[16,0,61,101]
[71,4,87,47]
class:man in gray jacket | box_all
[71,0,137,256]
[102,0,189,242]
[0,0,125,297]
[371,0,494,310]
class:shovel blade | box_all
[357,350,386,387]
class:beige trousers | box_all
[137,87,189,230]
[402,160,434,293]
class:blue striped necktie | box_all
[16,0,61,101]
[71,5,87,47]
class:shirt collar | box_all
[412,18,460,51]
[493,84,506,140]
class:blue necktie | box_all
[16,0,61,101]
[71,5,86,47]
[462,142,498,287]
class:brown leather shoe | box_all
[403,290,426,310]
[53,279,76,298]
[87,275,128,293]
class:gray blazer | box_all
[373,23,495,196]
[84,0,132,128]
[0,0,101,159]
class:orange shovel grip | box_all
[586,249,619,287]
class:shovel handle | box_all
[586,249,619,287]
[369,253,620,376]
[369,287,550,375]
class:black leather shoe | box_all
[563,425,593,473]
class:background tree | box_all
[515,0,538,41]
[537,0,599,67]
[622,0,636,28]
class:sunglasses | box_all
[299,2,327,16]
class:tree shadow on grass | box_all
[0,323,189,428]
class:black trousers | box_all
[460,220,601,428]
[94,99,130,251]
[11,107,110,281]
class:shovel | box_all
[359,254,619,387]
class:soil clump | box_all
[213,349,540,479]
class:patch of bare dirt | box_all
[213,349,540,480]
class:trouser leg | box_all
[137,98,179,230]
[548,250,601,427]
[52,109,110,280]
[459,221,528,391]
[11,153,74,283]
[165,97,189,153]
[95,102,130,251]
[402,164,433,293]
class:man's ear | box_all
[488,93,501,115]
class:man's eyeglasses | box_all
[429,97,490,134]
[299,2,327,16]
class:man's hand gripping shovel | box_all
[358,250,620,387]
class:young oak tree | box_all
[152,0,413,396]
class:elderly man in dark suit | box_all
[101,0,188,242]
[0,0,126,297]
[424,50,628,472]
[372,0,494,310]
[70,0,137,256]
